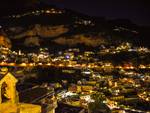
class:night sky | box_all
[43,0,150,26]
[0,0,150,26]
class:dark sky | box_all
[0,0,150,26]
[43,0,150,26]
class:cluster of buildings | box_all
[4,9,64,19]
[0,44,150,70]
[0,43,150,112]
[99,42,150,54]
[75,18,95,26]
[56,65,150,113]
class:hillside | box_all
[0,4,150,51]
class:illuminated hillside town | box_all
[0,41,150,112]
[0,1,150,113]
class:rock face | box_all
[24,36,40,47]
[4,24,70,47]
[12,24,69,39]
[53,34,106,47]
[0,36,12,48]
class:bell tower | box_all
[0,72,19,104]
[0,67,41,113]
